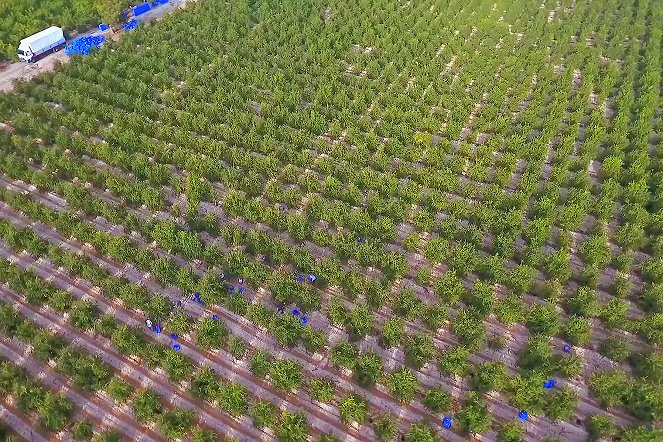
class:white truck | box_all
[17,26,66,62]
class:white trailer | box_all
[17,26,66,62]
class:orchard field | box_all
[0,0,661,440]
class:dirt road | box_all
[0,53,67,93]
[0,0,188,93]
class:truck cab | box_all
[17,43,33,62]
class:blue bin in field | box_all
[64,35,106,56]
[133,2,151,16]
[123,19,140,31]
[150,1,159,7]
[98,23,109,31]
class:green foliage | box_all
[438,346,471,377]
[338,393,369,424]
[105,377,132,402]
[269,359,303,393]
[403,332,435,369]
[385,367,419,403]
[498,421,524,442]
[330,341,358,369]
[458,392,492,434]
[373,414,398,441]
[543,388,578,421]
[252,401,276,429]
[526,303,561,336]
[379,317,404,348]
[567,287,601,318]
[346,304,373,340]
[157,409,196,440]
[191,427,219,442]
[600,337,630,362]
[519,335,556,374]
[132,389,162,423]
[249,350,272,379]
[556,354,583,378]
[565,315,592,346]
[452,309,486,350]
[354,352,383,387]
[38,392,73,432]
[275,411,308,442]
[218,381,249,416]
[189,366,220,402]
[404,422,439,442]
[72,419,94,440]
[94,429,122,442]
[434,270,466,305]
[587,414,616,441]
[308,378,335,403]
[472,361,508,392]
[423,387,452,413]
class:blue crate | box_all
[123,19,140,31]
[64,35,106,56]
[133,2,151,16]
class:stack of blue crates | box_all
[64,35,106,56]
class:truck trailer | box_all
[17,26,66,62]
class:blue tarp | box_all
[133,2,151,16]
[123,19,140,31]
[64,35,106,56]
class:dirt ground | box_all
[0,0,188,93]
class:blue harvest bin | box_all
[64,35,106,56]
[98,23,109,31]
[133,2,151,16]
[123,19,140,31]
